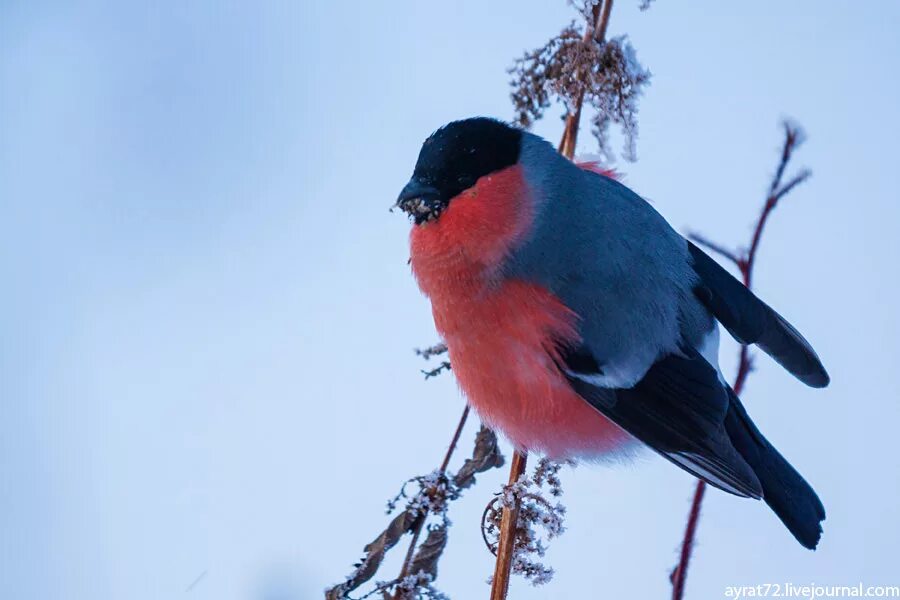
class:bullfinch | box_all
[395,117,829,549]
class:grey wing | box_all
[507,160,705,385]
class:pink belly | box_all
[437,280,633,460]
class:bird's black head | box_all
[395,118,523,224]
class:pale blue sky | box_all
[2,2,899,599]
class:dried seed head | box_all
[509,18,651,161]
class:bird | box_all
[395,117,829,549]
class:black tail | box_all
[725,387,826,549]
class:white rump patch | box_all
[564,355,652,390]
[696,323,727,385]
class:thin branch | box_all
[732,351,755,398]
[327,404,478,600]
[422,362,452,379]
[489,451,529,600]
[670,122,812,600]
[415,343,448,361]
[394,405,471,594]
[593,0,615,42]
[394,521,425,597]
[773,169,812,202]
[440,406,472,473]
[558,1,609,159]
[768,121,805,198]
[744,123,807,287]
[669,482,705,599]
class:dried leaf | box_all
[325,510,421,600]
[454,426,505,490]
[408,526,449,580]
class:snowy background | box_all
[2,1,899,598]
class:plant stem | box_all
[489,5,618,594]
[558,0,613,158]
[440,404,472,473]
[671,124,809,600]
[594,0,615,42]
[670,481,705,598]
[393,405,470,596]
[489,451,528,600]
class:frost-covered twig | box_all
[392,406,471,595]
[422,362,451,380]
[484,458,571,594]
[415,343,448,361]
[326,510,420,600]
[327,402,505,600]
[671,121,813,600]
[417,343,451,380]
[487,451,528,600]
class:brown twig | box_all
[671,122,811,600]
[326,401,481,600]
[669,481,705,599]
[489,451,529,600]
[440,406,472,473]
[558,0,613,158]
[393,405,471,597]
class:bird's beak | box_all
[394,180,446,224]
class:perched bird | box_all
[396,117,829,549]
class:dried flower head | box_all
[509,18,651,161]
[587,36,651,162]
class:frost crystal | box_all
[384,572,450,600]
[482,458,573,587]
[387,471,459,521]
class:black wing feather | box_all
[567,348,763,498]
[688,241,829,388]
[564,345,826,547]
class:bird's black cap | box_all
[396,118,522,224]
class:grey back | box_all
[502,133,712,385]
